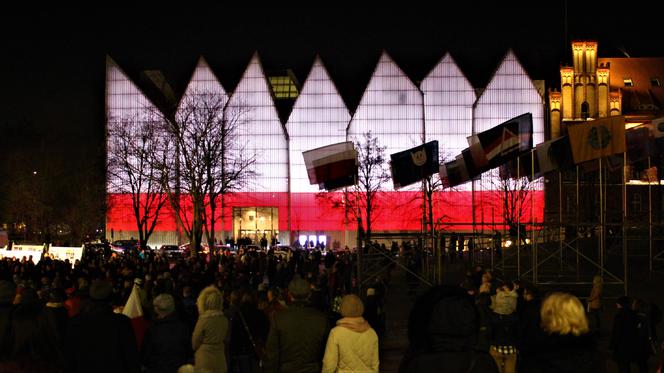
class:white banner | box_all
[48,246,84,264]
[11,244,45,252]
[0,249,43,264]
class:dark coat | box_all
[525,333,602,373]
[45,305,68,342]
[489,312,518,347]
[610,307,640,362]
[517,298,544,370]
[400,289,498,373]
[64,303,140,373]
[229,303,270,356]
[263,301,329,373]
[141,313,192,373]
[0,304,12,353]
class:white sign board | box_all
[0,249,43,264]
[48,246,84,265]
[11,244,45,252]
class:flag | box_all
[648,117,664,138]
[536,136,575,174]
[626,126,653,165]
[461,148,483,179]
[303,142,358,190]
[123,282,148,349]
[440,157,469,188]
[500,150,540,180]
[320,173,358,191]
[466,136,490,171]
[390,141,439,189]
[474,113,533,169]
[568,116,626,164]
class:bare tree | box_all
[157,90,256,254]
[107,113,169,249]
[317,132,392,244]
[491,170,533,244]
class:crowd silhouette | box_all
[0,241,661,372]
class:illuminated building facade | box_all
[547,41,664,224]
[106,50,545,247]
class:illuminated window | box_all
[651,78,661,87]
[269,71,300,99]
[623,78,634,87]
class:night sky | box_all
[1,4,663,167]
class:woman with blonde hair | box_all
[192,285,228,373]
[532,292,600,372]
[587,275,602,330]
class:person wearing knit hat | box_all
[89,280,114,302]
[322,294,379,373]
[287,276,311,300]
[263,279,328,373]
[142,293,191,373]
[152,293,175,318]
[46,288,68,341]
[339,294,365,318]
[63,280,140,372]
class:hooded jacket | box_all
[322,317,379,373]
[400,287,498,373]
[263,301,329,373]
[192,286,228,373]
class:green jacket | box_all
[263,301,329,373]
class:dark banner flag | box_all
[390,141,439,189]
[461,147,484,179]
[500,150,540,180]
[535,135,575,174]
[440,157,470,188]
[474,113,533,169]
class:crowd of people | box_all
[399,266,663,373]
[0,241,662,373]
[0,244,386,373]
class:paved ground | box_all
[379,265,423,373]
[378,256,664,373]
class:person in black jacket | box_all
[611,296,644,373]
[0,288,63,372]
[45,288,68,342]
[64,280,140,373]
[142,293,192,373]
[0,280,16,353]
[516,284,542,372]
[399,285,499,373]
[229,291,270,373]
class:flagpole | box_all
[531,149,536,284]
[517,156,521,280]
[491,207,495,273]
[623,151,628,295]
[648,156,653,275]
[576,165,580,280]
[559,169,563,273]
[599,156,604,282]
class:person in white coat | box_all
[322,294,379,373]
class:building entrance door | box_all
[233,207,278,245]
